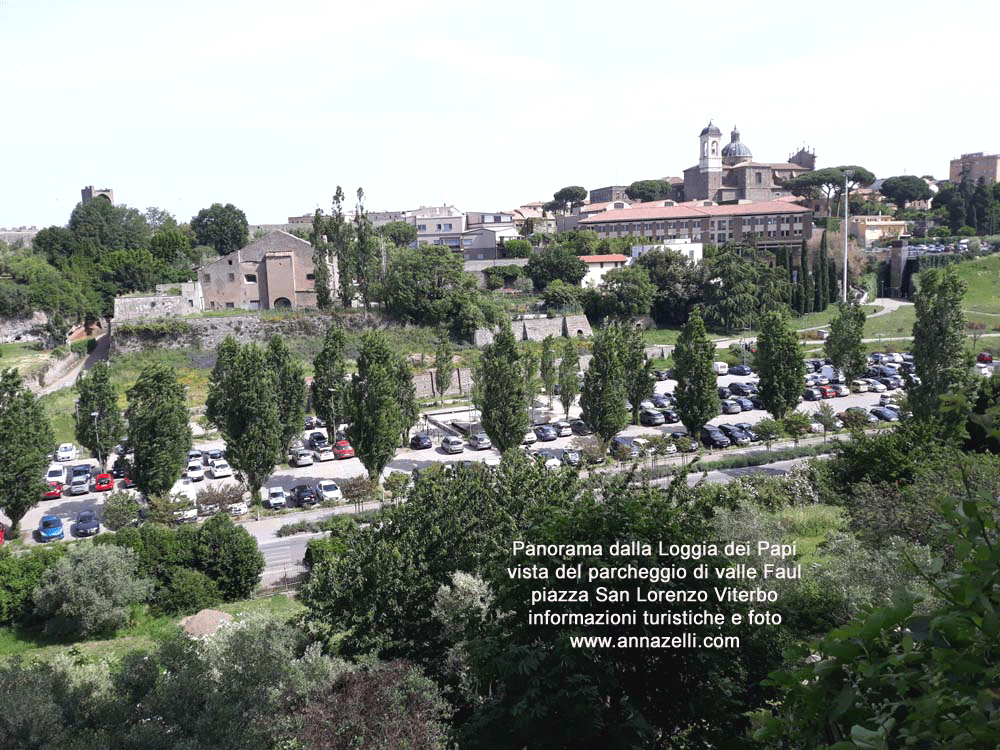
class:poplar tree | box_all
[311,208,332,310]
[824,301,867,381]
[579,324,628,447]
[673,307,718,439]
[347,331,410,479]
[557,339,580,419]
[799,240,812,314]
[267,335,307,456]
[621,323,655,425]
[330,186,356,308]
[539,335,557,408]
[473,321,529,453]
[74,360,124,468]
[433,330,454,405]
[0,368,54,533]
[125,363,192,499]
[755,310,805,420]
[311,324,348,431]
[205,336,240,430]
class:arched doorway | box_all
[272,297,291,308]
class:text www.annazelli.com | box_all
[569,634,740,649]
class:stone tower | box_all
[698,121,723,201]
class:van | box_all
[712,362,729,376]
[819,365,844,383]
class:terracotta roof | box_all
[579,200,811,224]
[580,254,629,264]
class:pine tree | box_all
[473,321,529,453]
[432,330,454,405]
[799,240,813,314]
[673,307,718,438]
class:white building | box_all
[580,254,629,288]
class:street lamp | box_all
[842,170,850,303]
[91,411,103,469]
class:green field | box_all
[0,341,54,377]
[953,254,1000,314]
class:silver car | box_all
[442,436,464,454]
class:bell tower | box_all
[698,121,723,200]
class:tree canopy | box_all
[190,203,249,255]
[525,246,587,290]
[880,175,932,212]
[473,321,530,453]
[0,369,54,533]
[625,179,673,202]
[755,310,806,420]
[125,362,191,499]
[673,307,719,437]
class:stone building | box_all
[949,152,1000,185]
[682,122,815,203]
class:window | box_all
[245,274,257,283]
[306,273,315,280]
[225,302,235,309]
[228,273,235,281]
[417,224,426,231]
[756,172,763,184]
[436,224,442,231]
[188,299,194,307]
[202,274,211,283]
[444,223,452,230]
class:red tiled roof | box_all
[580,254,629,264]
[579,200,811,224]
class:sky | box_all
[1,0,997,230]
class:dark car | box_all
[75,510,100,537]
[839,407,879,425]
[650,393,675,409]
[870,406,899,422]
[659,408,679,424]
[718,424,751,446]
[111,457,129,478]
[728,382,754,396]
[750,395,767,410]
[570,419,592,436]
[700,426,731,449]
[802,388,822,401]
[733,397,752,411]
[717,386,731,400]
[978,352,993,364]
[729,364,753,376]
[292,484,318,507]
[639,409,665,426]
[202,448,225,466]
[654,369,671,381]
[733,422,760,441]
[308,431,328,450]
[534,424,558,441]
[409,434,432,450]
[670,431,699,452]
[609,436,641,458]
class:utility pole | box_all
[842,170,849,303]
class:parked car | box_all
[69,464,91,495]
[121,473,136,489]
[729,364,753,376]
[442,436,465,454]
[720,399,741,414]
[750,395,767,410]
[651,394,675,409]
[728,382,754,396]
[46,463,65,484]
[92,473,114,492]
[186,462,205,481]
[570,419,592,436]
[712,361,729,375]
[293,484,318,507]
[308,432,328,450]
[659,408,680,424]
[469,433,493,450]
[700,426,731,449]
[851,379,869,393]
[332,440,355,459]
[522,430,537,445]
[839,406,879,425]
[316,479,342,502]
[818,385,837,399]
[410,434,432,450]
[718,424,751,446]
[977,352,993,364]
[56,443,76,462]
[262,486,287,509]
[228,501,249,516]
[187,449,203,464]
[734,397,754,411]
[560,449,582,467]
[37,515,64,542]
[878,393,893,406]
[533,424,558,442]
[865,378,887,393]
[670,431,699,452]
[313,446,335,462]
[831,384,850,397]
[610,436,641,458]
[717,386,732,400]
[44,481,63,499]
[870,406,899,422]
[639,409,665,426]
[802,388,822,402]
[290,449,314,467]
[553,421,573,437]
[654,369,671,381]
[209,460,232,478]
[75,510,100,537]
[202,448,224,466]
[733,422,760,442]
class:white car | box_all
[522,431,537,445]
[209,460,232,478]
[831,384,850,397]
[554,421,573,437]
[313,446,335,462]
[262,486,287,509]
[228,501,249,516]
[56,443,76,462]
[316,479,342,502]
[46,463,65,483]
[442,436,464,454]
[291,449,314,467]
[186,463,205,482]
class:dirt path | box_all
[39,332,110,396]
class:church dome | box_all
[721,126,752,163]
[699,120,722,137]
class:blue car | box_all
[37,515,64,542]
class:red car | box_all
[44,481,63,499]
[332,440,355,459]
[93,473,114,492]
[818,385,837,399]
[121,473,136,489]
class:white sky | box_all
[1,0,996,229]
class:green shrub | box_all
[153,566,221,615]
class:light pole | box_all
[842,170,850,303]
[91,411,102,469]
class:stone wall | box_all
[474,314,592,346]
[0,311,48,343]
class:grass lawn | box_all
[863,305,1000,341]
[0,594,305,665]
[953,254,1000,314]
[0,341,55,377]
[775,505,846,563]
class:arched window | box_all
[273,297,291,308]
